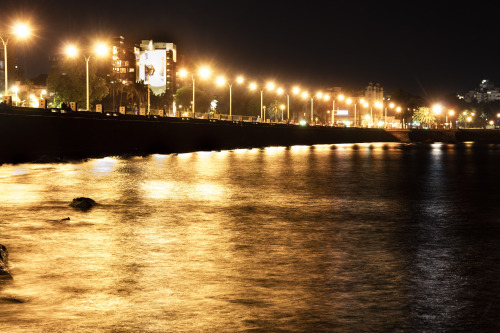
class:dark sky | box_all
[4,1,498,99]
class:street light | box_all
[432,103,443,128]
[280,104,285,122]
[1,22,31,97]
[362,101,371,127]
[303,91,328,124]
[383,102,396,128]
[216,75,244,119]
[447,110,455,129]
[65,43,108,111]
[249,81,275,121]
[276,86,300,123]
[326,94,345,126]
[179,67,211,118]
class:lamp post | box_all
[362,101,370,127]
[327,94,344,126]
[396,106,402,128]
[290,87,300,123]
[65,43,108,111]
[179,67,211,118]
[345,97,352,126]
[432,103,443,129]
[353,99,362,127]
[383,102,395,128]
[249,83,263,120]
[1,23,31,97]
[276,87,285,121]
[250,82,275,121]
[303,91,328,124]
[447,110,455,129]
[217,75,244,118]
[331,98,335,125]
[276,86,300,123]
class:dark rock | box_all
[0,244,12,281]
[70,197,97,211]
[0,297,24,303]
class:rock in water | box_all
[0,244,12,280]
[70,197,97,210]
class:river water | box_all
[1,142,499,332]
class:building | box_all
[364,82,384,123]
[0,45,24,95]
[111,36,136,85]
[464,80,500,103]
[136,40,177,95]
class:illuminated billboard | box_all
[138,50,166,95]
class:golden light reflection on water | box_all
[90,157,118,175]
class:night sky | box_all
[4,1,499,100]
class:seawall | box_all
[0,107,397,163]
[2,106,500,164]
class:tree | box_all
[150,91,174,111]
[457,109,480,128]
[412,107,436,128]
[174,86,211,113]
[46,58,109,108]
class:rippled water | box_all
[1,142,499,332]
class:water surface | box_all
[1,142,499,332]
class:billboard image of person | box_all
[139,50,166,94]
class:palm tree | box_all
[412,107,436,128]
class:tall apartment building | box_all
[111,36,136,85]
[136,40,177,95]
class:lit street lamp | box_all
[1,22,31,96]
[249,82,275,121]
[179,67,211,118]
[303,91,328,124]
[383,102,395,128]
[447,110,455,129]
[276,86,300,123]
[216,75,244,118]
[327,94,345,126]
[362,101,371,127]
[65,43,108,111]
[432,103,443,128]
